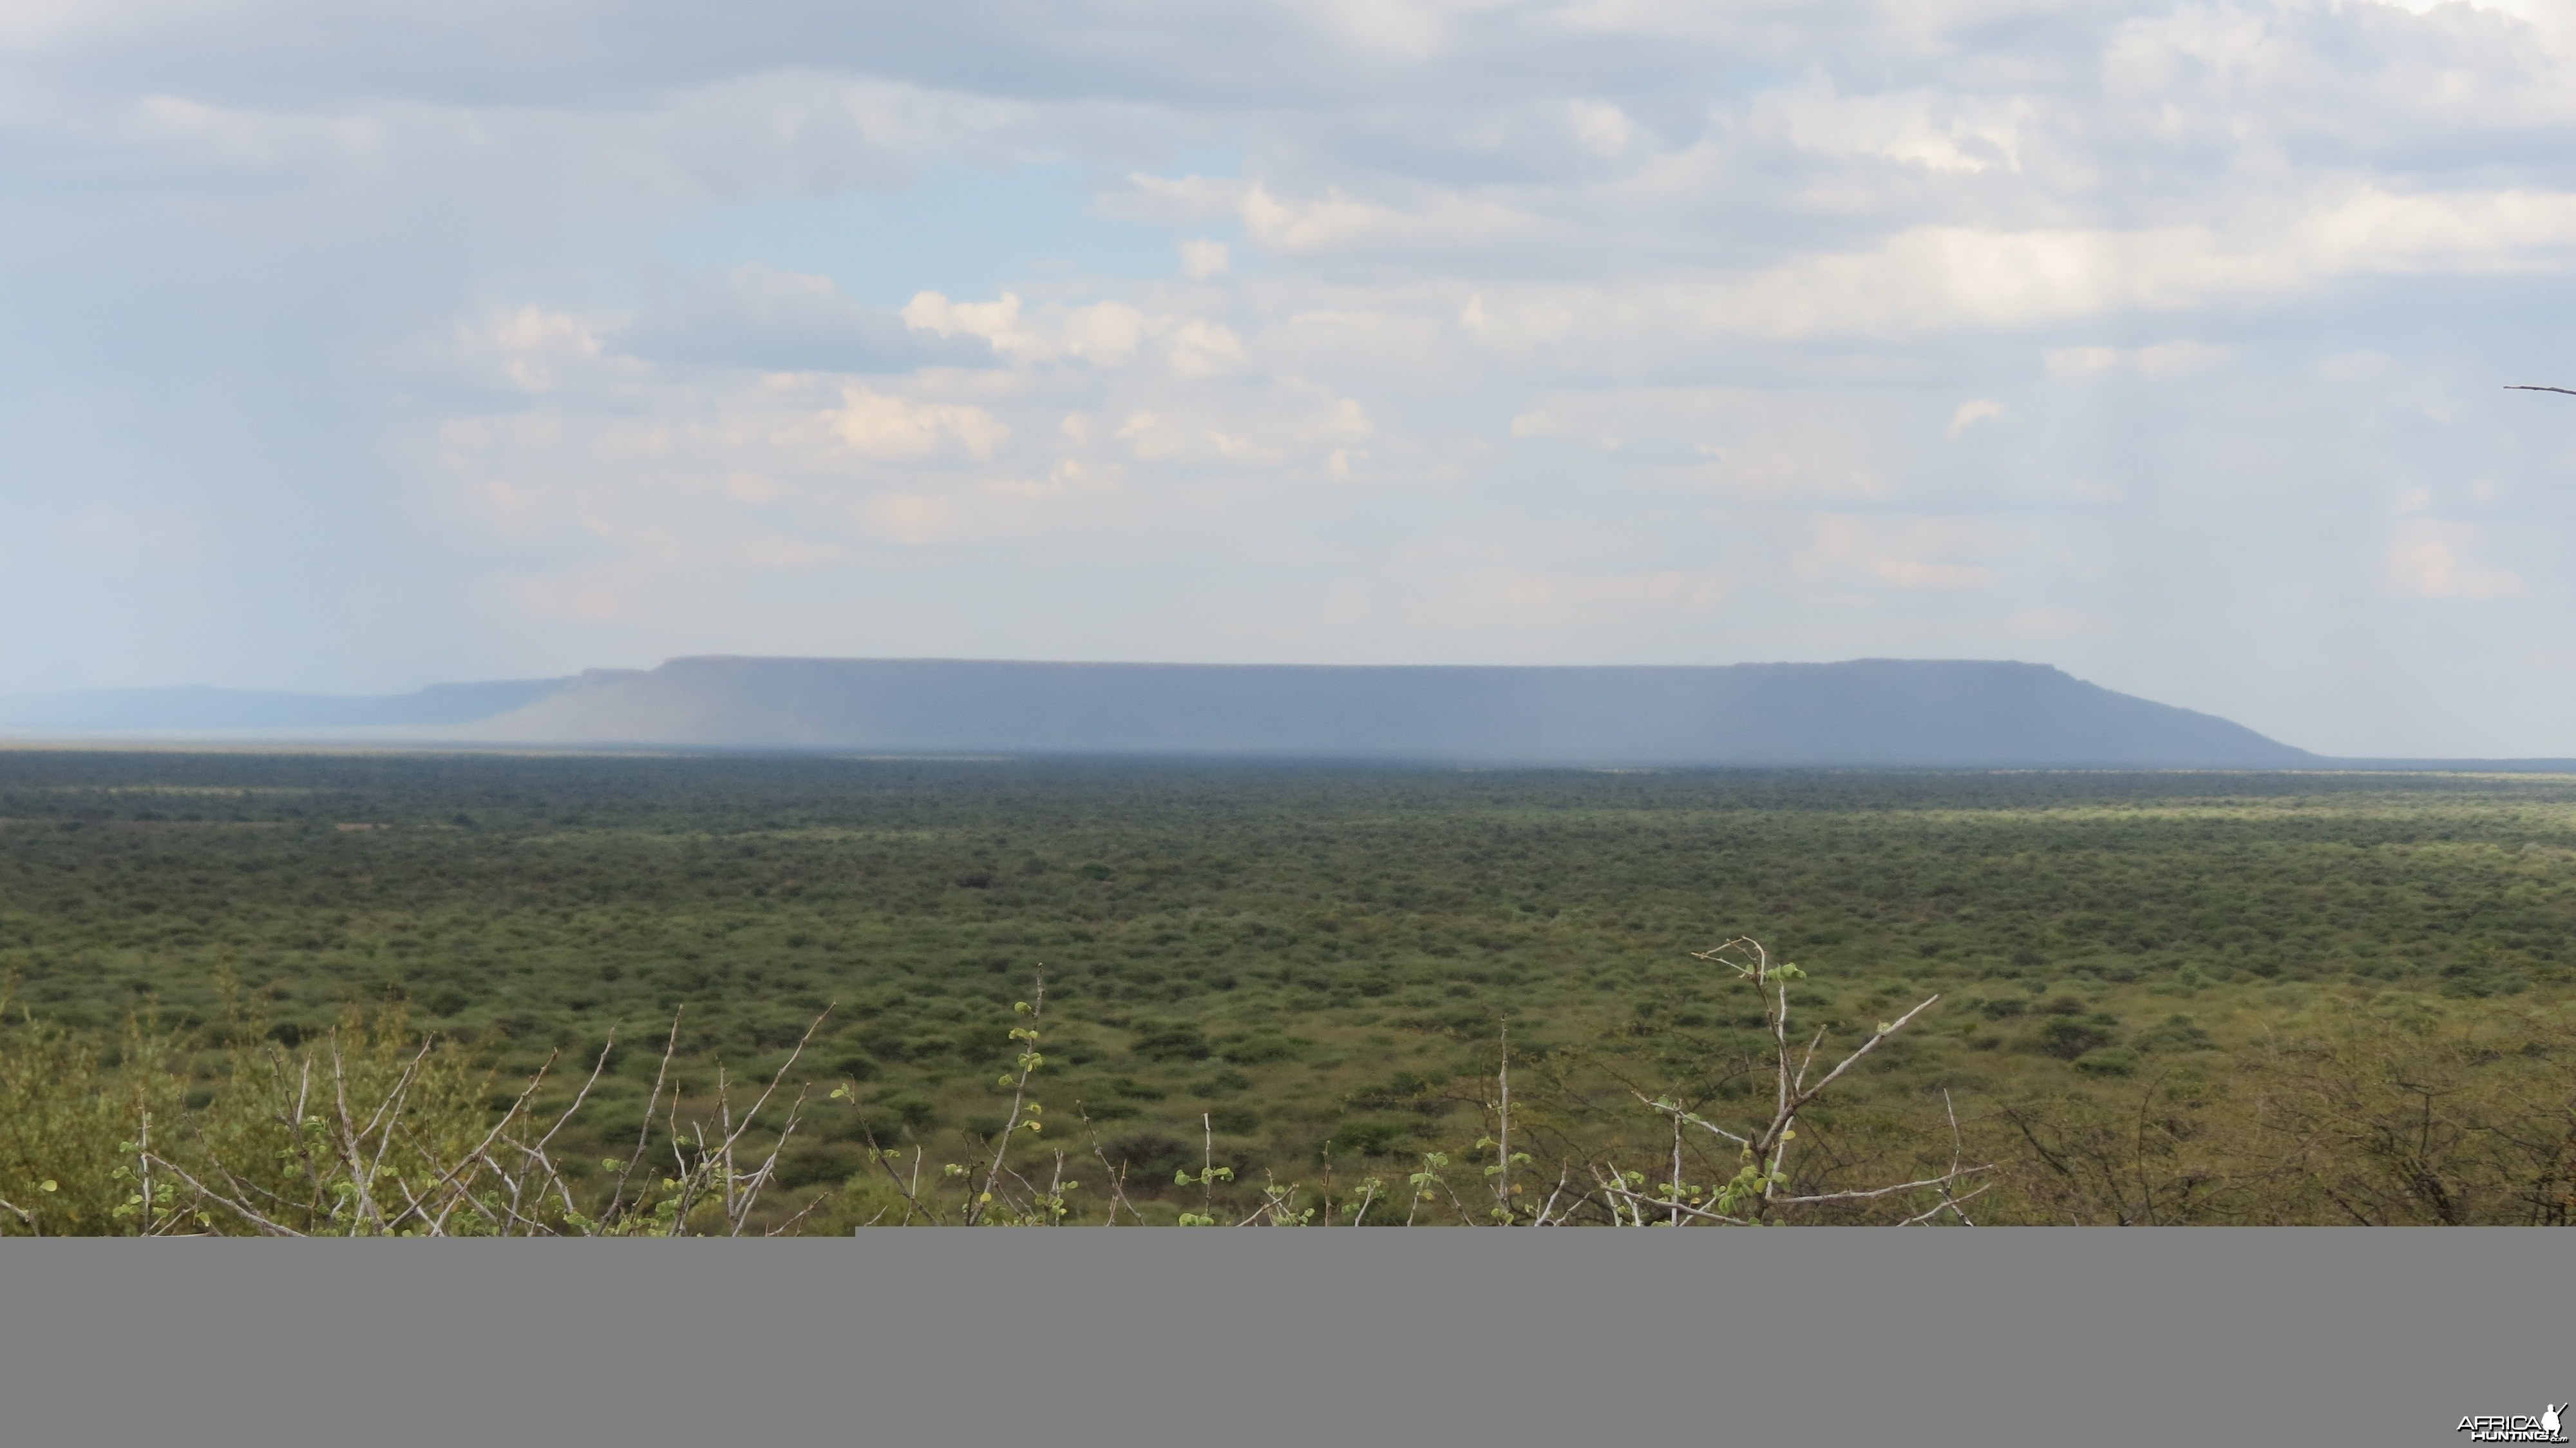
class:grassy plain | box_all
[6,748,2576,1223]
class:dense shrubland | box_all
[5,752,2575,1228]
[1,940,1995,1232]
[6,951,2573,1229]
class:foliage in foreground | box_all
[8,937,2574,1230]
[1996,995,2576,1224]
[0,941,1994,1232]
[0,982,846,1236]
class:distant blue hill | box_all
[35,659,2558,770]
[456,656,2322,768]
[2326,759,2576,772]
[0,677,582,731]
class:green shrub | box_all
[2036,1019,2114,1060]
[1097,1132,1195,1186]
[1330,1119,1414,1157]
[1131,1022,1210,1062]
[2134,1015,2216,1053]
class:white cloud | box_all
[1116,410,1261,463]
[2387,520,2530,600]
[1756,82,2035,174]
[1238,183,1548,255]
[458,307,620,395]
[2045,347,2123,379]
[1114,174,1551,256]
[2047,341,2230,380]
[1947,399,2003,439]
[1795,517,2028,596]
[724,471,787,503]
[1457,567,1730,622]
[619,266,994,373]
[2135,341,2229,378]
[1567,100,1635,158]
[1179,238,1231,279]
[819,387,1009,462]
[902,290,1244,374]
[1163,318,1249,377]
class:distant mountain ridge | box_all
[0,657,2338,767]
[452,656,2316,767]
[0,676,594,732]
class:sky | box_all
[6,0,2576,756]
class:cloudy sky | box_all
[7,0,2576,754]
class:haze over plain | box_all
[6,0,2576,757]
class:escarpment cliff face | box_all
[453,656,2316,767]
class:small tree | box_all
[1578,937,1987,1225]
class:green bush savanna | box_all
[5,750,2575,1227]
